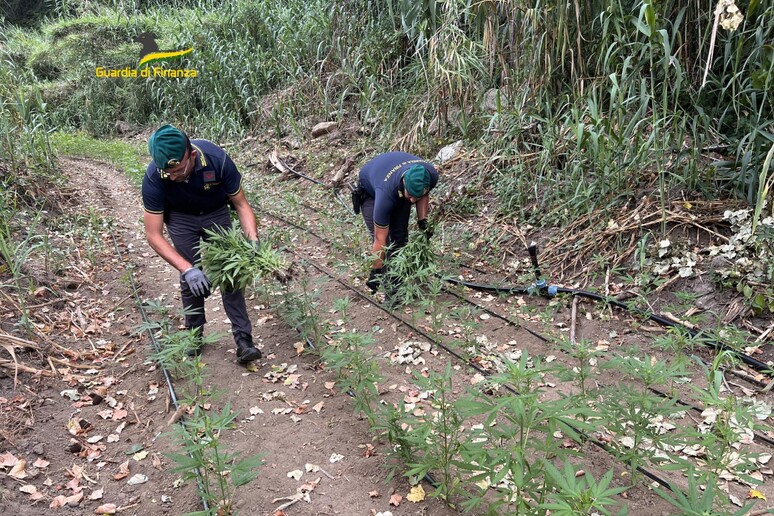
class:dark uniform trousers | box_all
[165,205,252,336]
[361,196,412,261]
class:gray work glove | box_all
[250,239,261,253]
[183,267,211,298]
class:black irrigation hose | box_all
[288,307,441,489]
[442,278,774,451]
[292,252,674,492]
[445,276,774,376]
[273,164,774,377]
[108,230,210,513]
[262,155,356,216]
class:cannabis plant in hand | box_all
[383,232,438,305]
[199,226,290,291]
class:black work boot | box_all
[234,331,261,364]
[186,326,204,357]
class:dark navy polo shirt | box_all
[142,139,243,216]
[358,151,439,228]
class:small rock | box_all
[127,474,148,485]
[32,444,45,455]
[435,141,463,163]
[482,88,510,112]
[311,121,337,138]
[115,120,132,134]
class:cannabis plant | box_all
[382,232,439,306]
[168,402,264,515]
[199,226,290,291]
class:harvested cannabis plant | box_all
[199,226,290,291]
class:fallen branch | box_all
[167,404,189,426]
[0,332,42,351]
[0,359,52,377]
[569,296,579,345]
[0,342,19,387]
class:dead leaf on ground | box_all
[111,408,127,421]
[112,460,130,480]
[33,458,50,469]
[94,503,117,514]
[369,490,380,498]
[8,458,27,479]
[127,473,148,485]
[89,488,103,500]
[0,451,18,467]
[312,401,324,413]
[406,484,425,502]
[361,443,376,457]
[389,493,402,506]
[50,490,84,508]
[749,489,767,500]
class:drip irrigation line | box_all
[448,277,773,376]
[442,278,774,450]
[440,282,551,344]
[287,317,441,488]
[262,202,772,435]
[263,154,356,216]
[291,252,674,492]
[108,229,210,513]
[279,159,326,186]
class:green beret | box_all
[148,124,187,168]
[403,164,430,197]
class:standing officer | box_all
[141,124,261,364]
[357,151,439,293]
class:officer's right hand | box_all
[417,219,434,240]
[183,268,212,298]
[366,267,384,294]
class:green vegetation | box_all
[2,1,774,514]
[139,308,264,514]
[198,226,290,291]
[50,131,147,184]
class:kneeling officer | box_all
[357,151,439,293]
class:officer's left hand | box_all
[417,219,434,239]
[183,267,212,298]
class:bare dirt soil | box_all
[1,138,774,516]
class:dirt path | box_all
[0,156,461,515]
